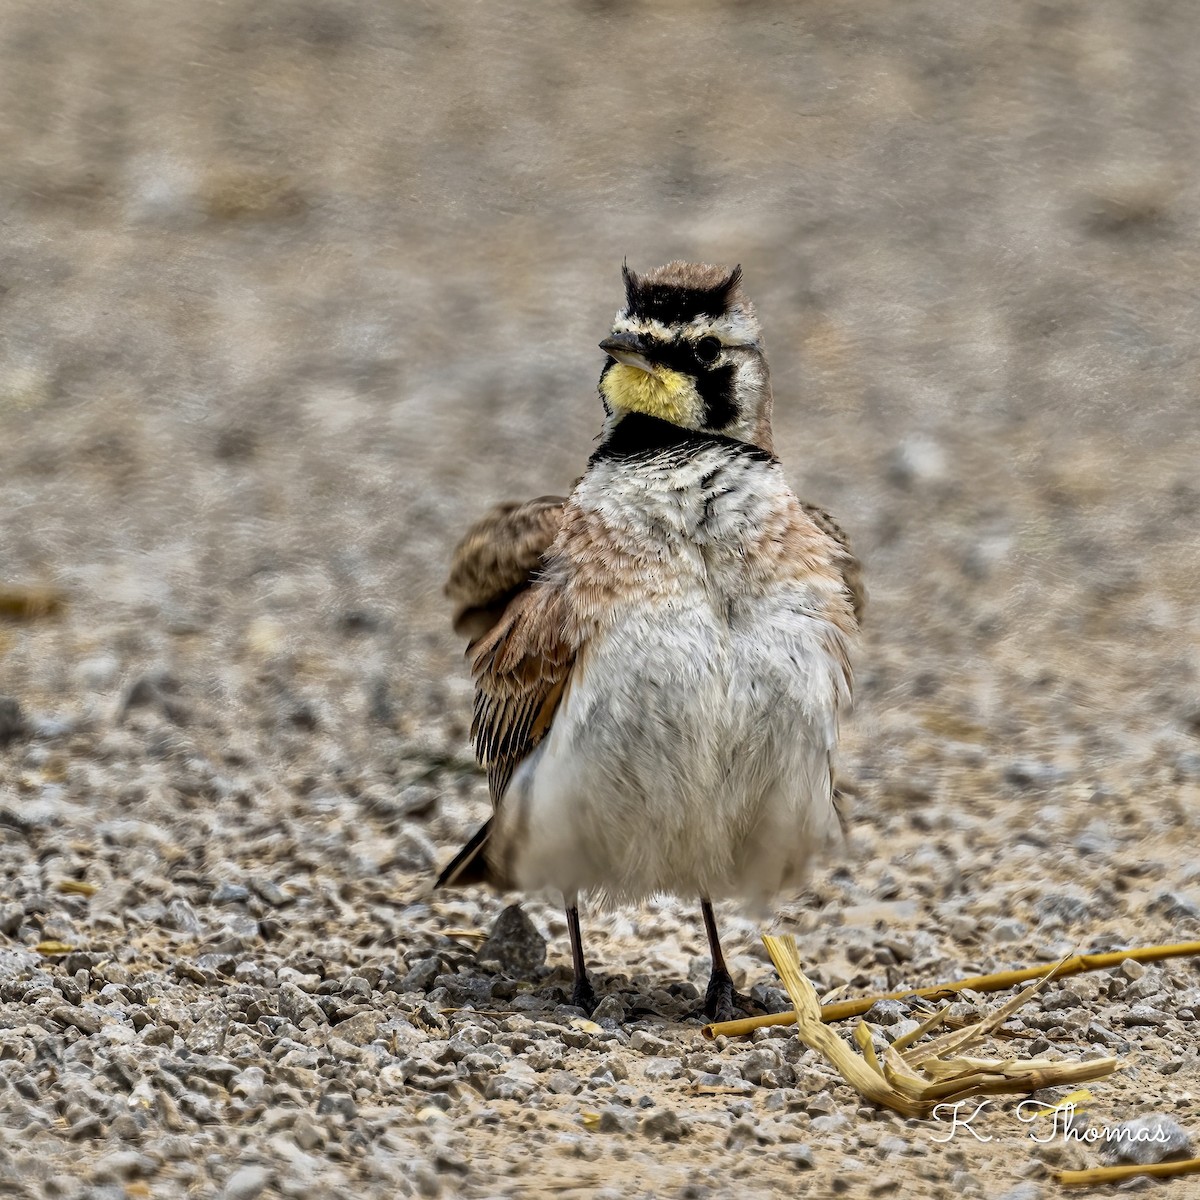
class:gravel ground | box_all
[2,1,1199,1197]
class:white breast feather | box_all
[493,448,848,907]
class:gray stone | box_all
[180,1090,221,1123]
[996,1185,1042,1200]
[163,898,203,934]
[1103,1114,1191,1165]
[332,1011,380,1046]
[1041,989,1083,1010]
[1124,971,1167,1001]
[0,903,24,936]
[484,1070,535,1102]
[812,1113,851,1134]
[252,879,289,907]
[187,1008,230,1054]
[1149,891,1200,920]
[1034,892,1092,925]
[0,948,40,982]
[315,1089,357,1120]
[340,975,371,999]
[590,993,627,1023]
[597,1106,636,1133]
[53,1006,101,1035]
[864,999,909,1025]
[279,983,325,1027]
[545,1070,583,1095]
[92,1151,155,1181]
[222,1165,272,1200]
[992,919,1027,942]
[67,1114,105,1139]
[883,1019,921,1043]
[1086,1023,1130,1050]
[291,1113,324,1151]
[642,1056,681,1082]
[629,1030,670,1056]
[188,1056,239,1087]
[211,883,251,904]
[1005,760,1068,790]
[1124,1005,1171,1027]
[231,1067,267,1099]
[476,905,546,979]
[142,1024,176,1047]
[0,791,70,830]
[641,1109,684,1141]
[782,1143,816,1168]
[1073,826,1112,856]
[740,1048,783,1085]
[400,957,442,993]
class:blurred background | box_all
[2,0,1199,978]
[2,2,1199,1193]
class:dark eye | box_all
[696,336,721,364]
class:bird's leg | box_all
[566,901,596,1014]
[701,898,737,1023]
[701,898,765,1023]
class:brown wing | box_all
[468,584,577,806]
[799,501,866,626]
[437,580,579,890]
[444,496,566,640]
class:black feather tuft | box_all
[622,267,742,325]
[720,265,743,306]
[621,261,639,310]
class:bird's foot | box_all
[703,968,768,1025]
[571,974,597,1016]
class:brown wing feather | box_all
[799,501,866,625]
[444,496,566,639]
[468,584,578,806]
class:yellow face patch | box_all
[600,363,700,426]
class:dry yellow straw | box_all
[703,940,1200,1039]
[753,935,1117,1119]
[1057,1159,1200,1187]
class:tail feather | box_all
[434,820,494,888]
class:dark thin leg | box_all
[700,898,766,1024]
[566,903,596,1014]
[701,898,736,1023]
[701,899,729,976]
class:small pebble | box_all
[864,999,910,1026]
[222,1165,272,1200]
[641,1109,684,1141]
[476,906,547,978]
[1103,1115,1191,1165]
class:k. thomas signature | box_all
[931,1099,1179,1146]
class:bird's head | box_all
[598,261,773,450]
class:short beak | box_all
[600,332,653,374]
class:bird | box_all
[436,261,863,1023]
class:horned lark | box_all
[438,262,863,1021]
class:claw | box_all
[703,968,770,1024]
[571,975,597,1015]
